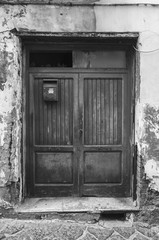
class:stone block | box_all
[151,226,159,236]
[132,233,150,240]
[81,233,96,240]
[114,227,135,239]
[57,224,84,240]
[136,225,157,238]
[109,235,125,240]
[88,226,114,240]
[153,233,159,240]
[150,209,159,225]
[1,222,24,235]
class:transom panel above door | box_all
[27,71,131,197]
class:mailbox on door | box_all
[43,80,58,101]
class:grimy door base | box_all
[27,70,131,197]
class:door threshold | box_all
[15,197,139,213]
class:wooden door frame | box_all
[22,37,137,199]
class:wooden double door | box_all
[27,70,132,197]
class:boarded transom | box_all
[29,50,126,68]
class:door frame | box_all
[22,38,137,200]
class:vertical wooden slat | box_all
[60,79,65,144]
[113,80,118,144]
[43,80,48,144]
[73,74,79,195]
[47,102,52,145]
[79,74,84,196]
[52,96,57,145]
[96,79,101,144]
[69,80,73,145]
[109,80,114,144]
[92,80,97,145]
[84,80,88,144]
[39,80,44,145]
[100,79,105,144]
[117,80,122,144]
[56,80,61,145]
[29,74,34,193]
[34,79,39,144]
[64,79,69,145]
[105,80,110,144]
[88,79,93,145]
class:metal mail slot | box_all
[43,80,58,101]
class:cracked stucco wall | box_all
[0,2,159,208]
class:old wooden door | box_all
[27,71,131,197]
[79,73,131,197]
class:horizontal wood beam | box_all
[12,29,139,39]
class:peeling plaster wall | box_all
[0,2,159,208]
[0,29,22,202]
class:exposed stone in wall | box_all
[144,105,159,160]
[145,160,159,191]
[134,104,159,222]
[140,105,159,191]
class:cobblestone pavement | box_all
[0,219,159,240]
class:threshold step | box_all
[15,197,139,213]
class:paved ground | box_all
[0,218,159,240]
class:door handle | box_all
[79,129,83,135]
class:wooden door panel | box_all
[84,152,121,183]
[82,184,130,197]
[28,73,78,196]
[84,78,122,145]
[34,78,73,145]
[80,73,131,197]
[35,152,73,184]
